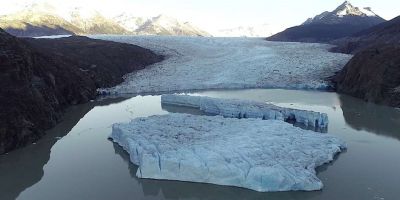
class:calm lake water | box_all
[1,89,399,200]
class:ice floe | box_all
[110,113,346,192]
[92,36,352,94]
[161,94,329,130]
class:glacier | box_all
[110,113,346,192]
[92,36,352,94]
[161,94,328,130]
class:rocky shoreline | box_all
[332,44,400,107]
[330,16,400,107]
[0,29,163,154]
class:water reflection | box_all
[339,95,400,140]
[0,98,126,200]
[161,104,209,116]
[2,89,400,200]
[112,142,326,200]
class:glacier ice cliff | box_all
[161,94,329,130]
[110,113,346,192]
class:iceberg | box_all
[110,113,346,192]
[161,94,328,130]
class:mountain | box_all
[0,3,210,37]
[0,3,82,37]
[0,3,129,36]
[136,15,211,36]
[267,1,386,43]
[332,16,400,53]
[67,7,130,35]
[113,13,147,32]
[332,16,400,107]
[217,24,274,37]
[333,44,400,107]
[0,28,162,154]
[303,1,384,26]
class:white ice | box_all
[110,113,346,192]
[161,94,329,129]
[91,36,352,94]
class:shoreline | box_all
[0,32,164,154]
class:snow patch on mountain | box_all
[304,1,382,25]
[358,7,377,17]
[136,14,211,36]
[113,13,147,32]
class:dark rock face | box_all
[333,45,400,107]
[23,36,163,88]
[332,16,400,107]
[2,24,76,38]
[0,30,163,154]
[267,23,370,43]
[331,16,400,54]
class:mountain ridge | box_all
[331,15,400,53]
[136,14,212,36]
[0,3,211,37]
[332,15,400,107]
[267,1,386,43]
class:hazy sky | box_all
[1,0,399,33]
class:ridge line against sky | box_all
[0,0,399,34]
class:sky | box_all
[0,0,399,34]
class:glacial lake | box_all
[1,89,399,200]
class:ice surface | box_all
[161,94,329,129]
[92,36,352,94]
[110,113,346,192]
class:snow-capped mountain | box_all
[0,2,211,37]
[217,24,274,37]
[303,1,384,25]
[0,3,82,37]
[136,15,211,36]
[67,7,129,35]
[113,13,147,32]
[268,1,386,43]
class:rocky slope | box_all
[332,15,400,107]
[333,44,400,107]
[0,9,82,37]
[267,1,385,43]
[331,16,400,54]
[0,29,163,154]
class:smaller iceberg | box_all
[110,113,346,192]
[161,94,328,130]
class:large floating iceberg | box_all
[161,94,328,130]
[110,113,346,192]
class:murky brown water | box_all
[1,89,399,200]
